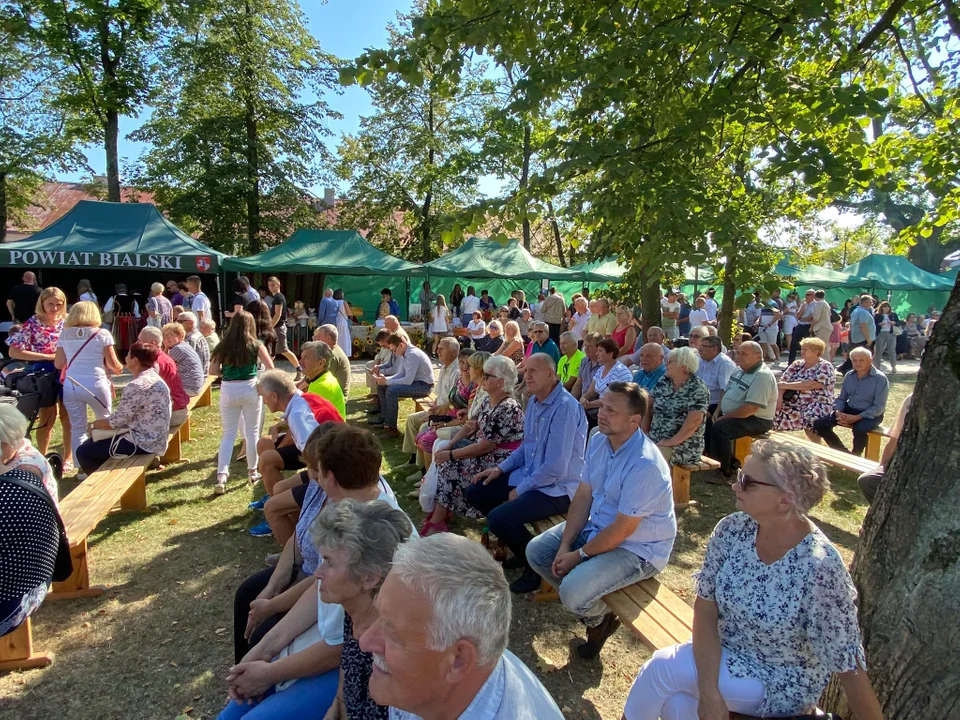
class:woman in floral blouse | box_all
[624,440,883,720]
[774,337,836,440]
[6,287,73,470]
[643,346,710,466]
[76,341,171,474]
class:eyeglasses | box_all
[482,372,498,380]
[736,470,779,492]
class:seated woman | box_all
[312,500,412,720]
[414,349,477,466]
[579,338,634,426]
[623,440,883,720]
[492,320,525,365]
[612,305,638,358]
[76,342,171,475]
[901,312,926,358]
[474,320,504,354]
[234,423,401,666]
[774,337,836,442]
[162,322,205,397]
[466,311,486,347]
[420,355,523,535]
[643,346,710,466]
[0,404,58,505]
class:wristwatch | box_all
[578,547,590,561]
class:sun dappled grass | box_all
[0,364,914,720]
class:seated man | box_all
[139,326,189,427]
[526,381,676,659]
[707,340,778,478]
[161,321,205,397]
[360,534,564,719]
[199,318,220,355]
[621,326,671,367]
[556,331,585,391]
[571,332,603,400]
[697,334,737,439]
[858,393,910,503]
[297,341,346,419]
[365,329,393,399]
[253,370,343,538]
[524,322,561,364]
[314,324,351,398]
[631,343,666,392]
[370,332,435,435]
[468,353,587,594]
[178,311,210,376]
[402,337,460,467]
[813,346,889,457]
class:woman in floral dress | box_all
[421,356,523,535]
[624,440,883,720]
[644,347,710,466]
[774,337,836,440]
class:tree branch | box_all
[855,0,910,53]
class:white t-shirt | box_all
[102,295,140,317]
[688,308,708,328]
[57,327,114,382]
[704,297,719,321]
[284,392,320,451]
[569,311,591,341]
[660,299,680,327]
[432,306,450,333]
[468,320,486,339]
[461,295,481,317]
[191,291,211,319]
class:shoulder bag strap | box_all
[60,330,101,382]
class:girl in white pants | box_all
[55,302,123,476]
[209,311,274,494]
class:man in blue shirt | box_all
[631,343,666,391]
[526,381,676,659]
[524,322,561,364]
[469,353,587,594]
[317,288,340,328]
[813,346,889,456]
[838,294,876,374]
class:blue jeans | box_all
[812,407,883,457]
[526,523,657,627]
[376,381,433,428]
[217,668,339,719]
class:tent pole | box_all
[406,276,412,323]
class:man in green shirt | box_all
[557,332,585,391]
[315,324,351,398]
[299,341,346,419]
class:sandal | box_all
[248,469,262,486]
[215,473,228,495]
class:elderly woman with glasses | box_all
[420,356,524,536]
[624,440,883,720]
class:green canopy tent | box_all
[223,229,425,321]
[841,254,955,292]
[548,257,625,301]
[0,200,227,308]
[423,238,582,314]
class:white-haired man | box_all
[813,346,889,457]
[706,341,778,478]
[317,287,339,328]
[177,311,210,375]
[360,534,563,719]
[314,324,350,397]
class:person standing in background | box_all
[660,290,680,341]
[7,271,42,323]
[186,276,210,322]
[77,279,98,308]
[317,288,339,328]
[541,287,566,344]
[788,289,816,363]
[266,276,302,382]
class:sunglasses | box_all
[736,470,778,492]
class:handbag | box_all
[782,389,799,402]
[0,471,73,582]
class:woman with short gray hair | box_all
[642,346,710,465]
[146,282,173,328]
[624,440,883,720]
[0,404,58,503]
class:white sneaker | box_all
[215,474,228,495]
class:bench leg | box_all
[532,579,560,603]
[181,414,192,442]
[0,618,54,672]
[161,428,182,464]
[120,470,147,511]
[49,539,106,601]
[734,436,755,466]
[671,467,692,509]
[865,433,882,463]
[196,382,212,408]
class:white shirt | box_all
[57,327,114,383]
[461,295,481,316]
[102,295,140,317]
[284,392,320,451]
[531,301,545,323]
[468,320,486,339]
[688,308,708,328]
[431,306,450,333]
[704,297,719,321]
[191,291,211,319]
[569,310,591,341]
[79,291,98,305]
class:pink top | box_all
[7,316,63,357]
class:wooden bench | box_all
[161,374,215,463]
[0,617,53,672]
[768,432,880,475]
[865,426,889,463]
[413,393,437,414]
[524,516,693,649]
[672,456,721,509]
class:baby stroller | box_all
[0,358,64,482]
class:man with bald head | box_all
[706,340,778,477]
[470,352,588,594]
[7,271,41,323]
[632,343,666,392]
[622,326,671,367]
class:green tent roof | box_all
[565,257,627,282]
[942,267,958,283]
[425,237,581,280]
[790,264,862,288]
[223,229,424,276]
[0,200,226,273]
[842,254,955,291]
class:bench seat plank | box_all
[602,590,684,650]
[769,432,879,474]
[60,456,150,544]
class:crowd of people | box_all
[1,271,919,719]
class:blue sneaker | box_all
[249,521,273,537]
[248,496,268,511]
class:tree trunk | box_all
[244,99,261,255]
[640,268,661,335]
[907,228,956,273]
[104,109,121,202]
[420,189,433,263]
[821,274,960,718]
[0,172,7,243]
[718,248,738,343]
[547,199,566,266]
[521,124,531,250]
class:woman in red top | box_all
[612,305,638,358]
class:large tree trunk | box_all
[718,248,738,343]
[421,189,433,263]
[0,172,7,243]
[521,124,531,250]
[547,199,566,266]
[821,274,960,717]
[640,267,661,335]
[244,100,261,255]
[104,109,121,202]
[907,228,956,273]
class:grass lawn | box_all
[0,364,916,720]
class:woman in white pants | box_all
[55,301,123,477]
[209,310,274,495]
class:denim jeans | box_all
[526,523,657,626]
[217,667,339,719]
[812,407,883,456]
[377,381,433,428]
